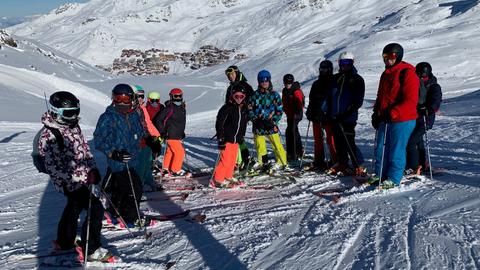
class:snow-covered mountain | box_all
[10,0,480,99]
[0,31,112,125]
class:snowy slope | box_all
[9,0,480,98]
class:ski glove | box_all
[111,150,132,163]
[218,138,226,150]
[86,168,101,185]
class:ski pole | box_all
[378,123,388,189]
[338,123,361,169]
[372,129,378,173]
[322,126,328,166]
[299,121,311,169]
[84,188,93,267]
[100,190,136,238]
[423,114,433,181]
[125,162,147,238]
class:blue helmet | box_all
[257,70,271,83]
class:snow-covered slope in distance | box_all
[10,0,480,98]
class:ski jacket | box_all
[418,75,442,129]
[374,61,419,122]
[282,81,304,120]
[216,102,249,144]
[137,105,160,137]
[225,72,255,103]
[146,102,164,120]
[94,104,146,173]
[306,75,336,123]
[153,100,186,140]
[248,86,283,135]
[330,66,365,123]
[38,112,97,193]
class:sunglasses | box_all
[137,94,144,99]
[225,68,236,75]
[339,59,353,66]
[382,53,397,60]
[49,105,80,119]
[113,94,132,104]
[149,99,159,103]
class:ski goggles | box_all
[171,94,183,100]
[382,52,397,60]
[49,105,80,119]
[233,93,246,100]
[338,59,354,66]
[113,94,133,104]
[149,99,159,103]
[136,94,144,99]
[225,67,236,76]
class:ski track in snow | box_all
[1,102,480,269]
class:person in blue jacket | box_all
[94,84,146,227]
[327,52,366,177]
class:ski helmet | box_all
[225,65,239,76]
[111,84,135,109]
[283,74,294,85]
[382,43,404,64]
[169,88,183,101]
[148,91,161,101]
[338,51,355,66]
[415,62,432,77]
[230,83,247,104]
[48,91,80,125]
[257,70,271,83]
[319,60,333,75]
[134,85,145,96]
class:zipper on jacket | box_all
[234,106,241,144]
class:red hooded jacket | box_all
[375,61,419,122]
[282,82,304,119]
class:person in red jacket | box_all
[371,43,419,188]
[281,74,304,162]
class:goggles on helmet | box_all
[149,99,159,103]
[338,59,354,66]
[113,94,133,104]
[382,52,397,60]
[225,67,236,76]
[49,105,80,120]
[171,94,183,99]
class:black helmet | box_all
[48,91,80,124]
[319,60,333,75]
[225,65,239,76]
[383,43,404,64]
[416,62,432,77]
[230,83,247,104]
[283,74,295,85]
[112,83,135,97]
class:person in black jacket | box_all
[211,83,249,188]
[406,62,442,174]
[153,88,188,177]
[305,60,338,170]
[327,52,366,176]
[225,65,255,170]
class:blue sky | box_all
[0,0,89,18]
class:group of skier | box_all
[34,42,441,263]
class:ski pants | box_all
[57,185,104,255]
[375,120,416,185]
[136,146,154,186]
[214,143,239,182]
[105,169,142,224]
[285,117,303,160]
[406,123,426,171]
[332,121,363,168]
[254,133,287,166]
[163,139,185,173]
[312,121,337,165]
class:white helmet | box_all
[338,51,355,61]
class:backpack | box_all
[399,68,427,107]
[31,126,64,174]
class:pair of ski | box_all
[314,176,424,203]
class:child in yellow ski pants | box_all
[254,133,287,166]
